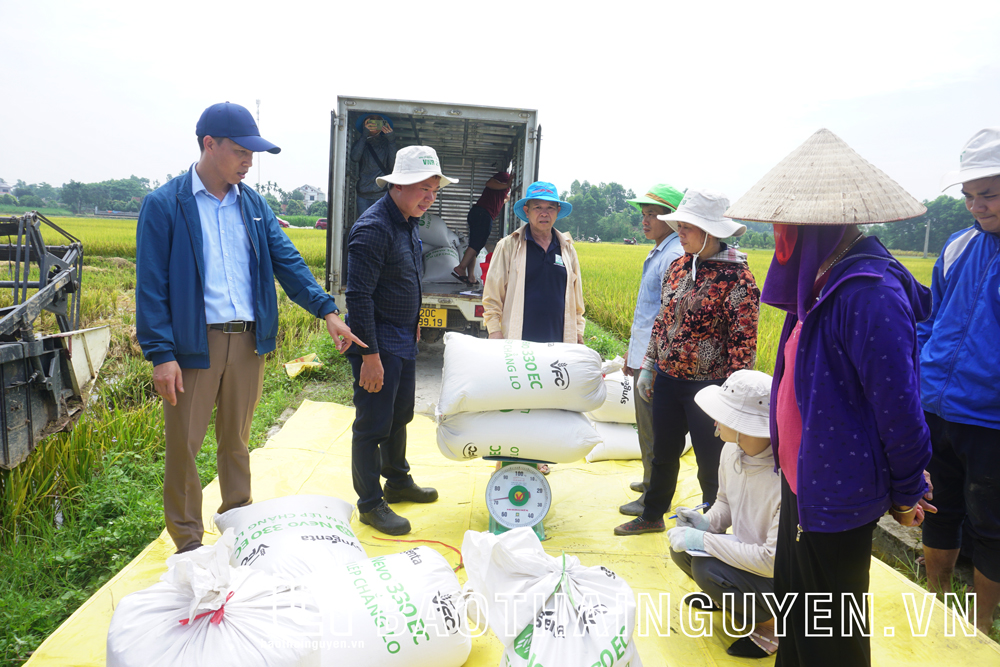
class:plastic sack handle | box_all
[178,591,234,626]
[555,552,577,607]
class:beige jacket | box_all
[482,224,585,343]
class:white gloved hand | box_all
[674,507,711,531]
[667,526,705,552]
[636,369,654,402]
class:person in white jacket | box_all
[667,369,781,659]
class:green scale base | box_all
[487,461,548,541]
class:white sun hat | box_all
[376,145,458,188]
[941,127,1000,191]
[658,189,747,238]
[694,369,772,439]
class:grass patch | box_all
[0,219,356,663]
[0,205,74,217]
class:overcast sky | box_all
[3,1,999,204]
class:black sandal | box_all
[451,270,472,285]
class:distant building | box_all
[0,180,12,196]
[296,184,324,205]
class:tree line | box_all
[1,175,328,219]
[558,180,973,254]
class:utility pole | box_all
[923,216,931,258]
[256,99,262,189]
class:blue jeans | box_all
[348,351,415,512]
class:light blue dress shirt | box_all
[627,233,684,369]
[191,165,256,324]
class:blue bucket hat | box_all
[196,102,280,154]
[354,113,394,134]
[513,181,573,222]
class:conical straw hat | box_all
[726,129,926,225]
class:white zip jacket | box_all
[703,442,781,578]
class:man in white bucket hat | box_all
[668,369,782,658]
[345,145,458,535]
[920,127,1000,633]
[615,189,760,537]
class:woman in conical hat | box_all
[726,129,936,667]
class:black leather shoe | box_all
[359,501,411,535]
[383,483,439,504]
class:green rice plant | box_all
[576,244,934,378]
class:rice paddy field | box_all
[0,217,946,660]
[574,241,935,376]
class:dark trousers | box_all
[642,373,725,521]
[922,411,1000,581]
[349,351,415,513]
[774,476,876,667]
[671,549,775,626]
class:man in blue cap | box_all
[482,181,585,345]
[136,101,363,554]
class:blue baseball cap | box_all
[513,181,573,222]
[196,102,280,154]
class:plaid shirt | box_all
[345,193,422,359]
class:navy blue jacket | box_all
[345,193,421,359]
[770,237,932,532]
[918,222,1000,429]
[136,170,338,369]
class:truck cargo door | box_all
[533,124,542,181]
[325,110,340,292]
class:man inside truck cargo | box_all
[345,145,459,535]
[349,113,397,218]
[482,181,585,345]
[136,102,364,554]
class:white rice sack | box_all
[585,422,641,462]
[601,356,625,375]
[437,333,606,416]
[214,495,365,579]
[585,422,692,462]
[587,371,637,424]
[423,246,461,282]
[471,247,487,282]
[437,409,600,463]
[307,546,471,667]
[462,529,641,667]
[107,529,321,667]
[417,213,453,248]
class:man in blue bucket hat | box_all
[483,180,584,473]
[483,181,585,345]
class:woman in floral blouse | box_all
[616,189,760,536]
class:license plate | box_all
[419,307,447,328]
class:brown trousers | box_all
[163,329,266,551]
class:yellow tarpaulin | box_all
[26,400,1000,666]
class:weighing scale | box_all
[485,460,553,541]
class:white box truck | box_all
[324,96,540,338]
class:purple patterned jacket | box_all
[770,237,932,533]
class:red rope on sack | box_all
[178,591,234,626]
[369,536,465,572]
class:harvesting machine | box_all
[0,212,109,469]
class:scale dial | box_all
[487,463,551,530]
